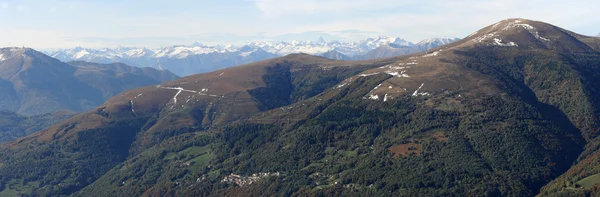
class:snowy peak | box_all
[125,48,155,58]
[49,36,421,62]
[465,18,545,45]
[45,36,461,76]
[155,45,235,58]
[488,18,551,42]
[416,38,459,46]
[414,38,460,50]
[360,35,406,48]
[462,18,595,52]
[50,45,236,61]
[52,47,148,62]
[73,47,91,59]
[393,38,415,47]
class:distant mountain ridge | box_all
[414,38,458,50]
[320,50,352,61]
[0,47,179,115]
[47,36,459,76]
[322,38,460,60]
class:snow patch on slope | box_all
[472,33,497,43]
[336,83,348,89]
[364,83,383,100]
[497,20,550,42]
[368,94,379,100]
[412,83,430,96]
[422,50,440,57]
[359,73,380,77]
[493,38,518,47]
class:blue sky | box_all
[0,0,598,48]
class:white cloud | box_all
[1,3,8,9]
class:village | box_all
[221,172,281,187]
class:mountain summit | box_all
[2,19,600,197]
[458,18,596,52]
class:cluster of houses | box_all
[221,172,280,187]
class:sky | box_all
[0,0,599,49]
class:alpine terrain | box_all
[48,37,458,76]
[2,19,600,197]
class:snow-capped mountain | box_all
[48,36,422,61]
[47,45,274,76]
[321,37,460,61]
[414,38,460,50]
[46,36,459,76]
[49,45,236,62]
[232,36,414,56]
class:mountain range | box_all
[47,37,458,76]
[2,19,600,197]
[0,47,179,116]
